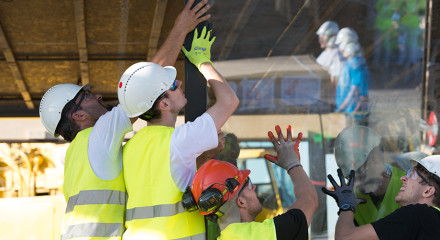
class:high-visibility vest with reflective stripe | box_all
[122,126,205,240]
[62,127,126,240]
[218,218,276,240]
[354,165,405,225]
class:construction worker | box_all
[118,24,239,239]
[182,125,318,239]
[354,148,428,225]
[38,1,211,239]
[335,28,369,126]
[315,21,344,85]
[334,126,429,225]
[323,155,440,239]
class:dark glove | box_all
[264,125,303,172]
[321,169,366,214]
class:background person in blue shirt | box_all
[335,36,369,126]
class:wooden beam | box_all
[73,0,89,85]
[147,0,168,60]
[118,0,129,76]
[218,0,258,60]
[0,24,34,109]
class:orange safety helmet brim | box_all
[191,159,251,215]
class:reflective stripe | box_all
[126,201,186,221]
[61,222,124,240]
[174,233,206,240]
[66,190,127,213]
[432,206,440,212]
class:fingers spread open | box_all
[190,0,207,13]
[348,170,355,187]
[195,2,210,18]
[327,174,338,188]
[268,131,279,148]
[264,154,278,163]
[184,0,195,10]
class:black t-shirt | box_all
[273,209,308,240]
[371,204,440,239]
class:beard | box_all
[83,102,111,124]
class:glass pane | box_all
[207,0,429,238]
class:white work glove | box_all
[264,125,303,172]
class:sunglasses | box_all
[157,80,178,100]
[170,80,178,91]
[71,90,93,113]
[406,167,431,185]
[237,178,253,197]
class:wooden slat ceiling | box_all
[0,0,183,116]
[1,0,427,117]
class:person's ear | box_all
[72,110,87,121]
[158,98,170,111]
[423,186,436,198]
[236,195,247,208]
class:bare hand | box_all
[174,0,211,34]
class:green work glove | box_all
[182,26,216,70]
[264,125,303,172]
[322,169,366,214]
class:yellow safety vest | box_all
[123,126,205,240]
[62,127,127,240]
[355,166,405,225]
[218,218,276,240]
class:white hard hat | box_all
[335,27,359,46]
[316,21,339,37]
[340,42,362,59]
[410,155,440,181]
[39,83,90,137]
[118,62,177,118]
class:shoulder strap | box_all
[431,206,440,212]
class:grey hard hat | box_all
[391,151,429,172]
[334,126,381,176]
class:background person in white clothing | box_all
[316,20,345,86]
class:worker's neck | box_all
[77,120,95,131]
[147,112,177,128]
[217,201,241,231]
[399,198,434,207]
[239,213,254,223]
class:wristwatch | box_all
[339,203,355,214]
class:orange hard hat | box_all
[189,159,250,215]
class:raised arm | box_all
[335,211,378,240]
[150,0,211,66]
[182,26,239,131]
[200,64,239,131]
[264,125,318,227]
[128,0,210,123]
[322,169,378,240]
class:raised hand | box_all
[264,125,303,172]
[322,169,366,214]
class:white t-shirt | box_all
[170,112,218,191]
[317,48,345,77]
[88,104,133,180]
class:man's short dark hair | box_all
[55,94,81,142]
[416,164,440,207]
[139,92,168,122]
